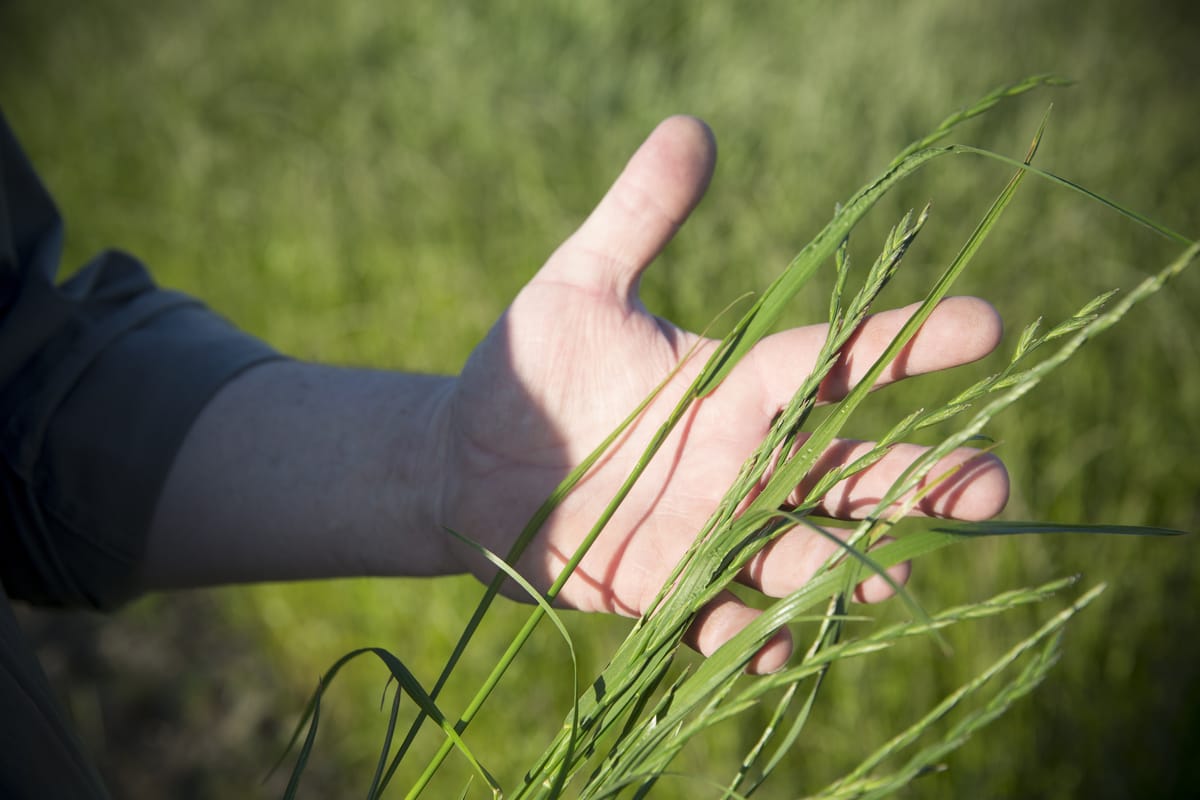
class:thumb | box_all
[538,115,716,301]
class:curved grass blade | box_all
[442,527,583,800]
[276,647,499,798]
[948,144,1195,245]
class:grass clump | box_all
[281,79,1197,798]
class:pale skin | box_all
[146,116,1009,674]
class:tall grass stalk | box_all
[281,78,1197,798]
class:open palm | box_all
[438,117,1008,672]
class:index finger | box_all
[745,296,1003,412]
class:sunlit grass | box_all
[2,1,1197,797]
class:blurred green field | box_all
[2,0,1198,797]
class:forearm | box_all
[143,360,457,590]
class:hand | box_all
[436,116,1009,673]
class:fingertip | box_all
[643,115,718,211]
[855,560,913,604]
[655,115,717,156]
[932,449,1010,521]
[852,533,912,604]
[747,627,794,675]
[687,592,792,674]
[942,296,1004,363]
[968,451,1009,520]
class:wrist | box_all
[146,362,463,587]
[391,372,459,577]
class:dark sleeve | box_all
[0,112,286,610]
[0,593,111,798]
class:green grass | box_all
[2,1,1198,797]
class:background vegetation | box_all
[2,0,1197,797]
